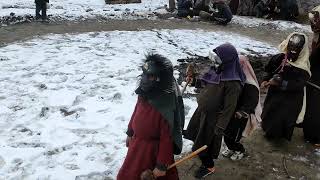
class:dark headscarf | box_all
[201,43,246,85]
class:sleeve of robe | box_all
[216,81,242,130]
[126,99,139,137]
[280,68,310,92]
[263,53,284,81]
[156,117,174,171]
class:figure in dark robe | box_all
[117,54,185,180]
[195,0,233,24]
[228,0,239,15]
[261,33,311,141]
[222,55,261,160]
[278,0,299,21]
[35,0,49,21]
[237,0,258,16]
[177,0,194,17]
[184,43,245,178]
[304,6,320,146]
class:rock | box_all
[0,57,9,61]
[12,158,23,166]
[111,93,122,101]
[10,105,24,112]
[86,8,93,12]
[105,0,141,4]
[60,108,76,116]
[40,107,50,117]
[39,83,48,89]
[60,107,85,116]
[64,164,80,170]
[0,14,35,26]
[2,5,19,9]
[55,6,64,9]
[75,171,113,180]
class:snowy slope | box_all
[0,29,278,179]
[0,0,312,33]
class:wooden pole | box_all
[181,79,191,94]
[168,145,207,169]
[307,81,320,91]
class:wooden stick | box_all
[140,145,207,180]
[181,79,191,95]
[168,145,207,169]
[282,156,291,179]
[307,81,320,91]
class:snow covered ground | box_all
[232,16,312,33]
[0,29,278,179]
[0,0,312,33]
[0,0,166,21]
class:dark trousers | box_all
[35,3,47,20]
[199,152,215,168]
[224,135,245,152]
[198,135,222,168]
[224,117,248,153]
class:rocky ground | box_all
[0,13,319,180]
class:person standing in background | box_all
[303,6,320,146]
[35,0,49,21]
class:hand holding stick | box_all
[140,145,208,180]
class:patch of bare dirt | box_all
[0,18,309,48]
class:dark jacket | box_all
[211,1,233,24]
[184,81,242,158]
[177,0,193,17]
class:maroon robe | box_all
[117,97,179,180]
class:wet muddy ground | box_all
[0,18,308,47]
[174,55,320,180]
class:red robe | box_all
[117,97,179,180]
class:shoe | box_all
[230,151,244,161]
[222,148,234,157]
[194,166,216,178]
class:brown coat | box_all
[184,81,242,158]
